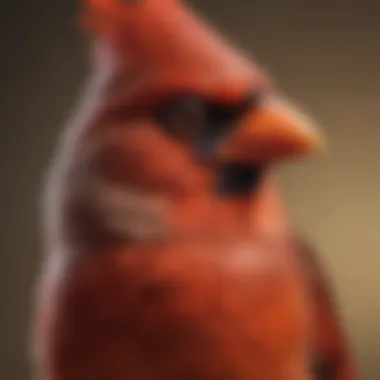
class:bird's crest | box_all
[81,0,176,38]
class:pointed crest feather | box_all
[81,0,176,37]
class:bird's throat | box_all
[216,163,264,197]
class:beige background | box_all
[0,0,379,379]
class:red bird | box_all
[32,1,359,380]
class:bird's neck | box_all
[54,172,291,253]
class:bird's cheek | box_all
[85,128,209,198]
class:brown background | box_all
[0,0,379,379]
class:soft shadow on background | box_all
[0,0,379,379]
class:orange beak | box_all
[219,96,324,164]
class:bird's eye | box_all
[154,94,207,141]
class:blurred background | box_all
[0,0,379,379]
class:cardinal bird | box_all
[33,1,358,380]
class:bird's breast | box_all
[39,238,310,380]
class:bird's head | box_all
[59,0,323,244]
